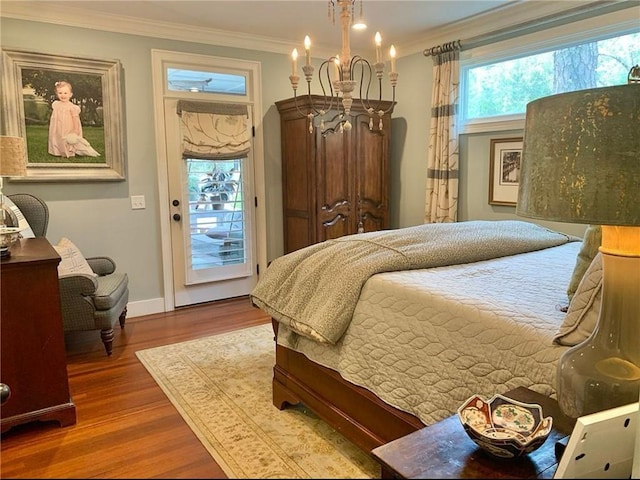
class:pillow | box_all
[53,237,96,277]
[1,196,36,238]
[566,225,601,301]
[554,252,602,346]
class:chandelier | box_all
[289,0,397,133]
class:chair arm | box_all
[59,273,98,296]
[58,274,99,325]
[86,256,117,276]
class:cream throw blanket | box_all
[250,220,575,344]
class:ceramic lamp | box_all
[516,81,640,418]
[0,135,27,222]
[0,135,27,258]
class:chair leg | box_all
[100,328,115,356]
[119,307,127,329]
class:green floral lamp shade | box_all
[517,81,640,419]
[516,83,640,226]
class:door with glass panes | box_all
[164,99,257,307]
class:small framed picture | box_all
[489,137,523,206]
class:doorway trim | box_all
[151,49,266,312]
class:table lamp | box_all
[0,135,27,258]
[516,70,640,419]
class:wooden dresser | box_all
[276,95,394,253]
[0,237,76,433]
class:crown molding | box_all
[1,1,637,59]
[403,0,638,57]
[0,1,293,55]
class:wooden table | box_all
[1,238,76,433]
[371,387,576,479]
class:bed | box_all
[251,220,597,454]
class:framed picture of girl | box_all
[1,48,126,181]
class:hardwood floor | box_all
[0,296,272,479]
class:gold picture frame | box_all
[1,48,126,181]
[489,137,523,206]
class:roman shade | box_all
[176,101,250,160]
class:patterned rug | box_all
[135,323,378,479]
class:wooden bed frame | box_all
[271,320,425,454]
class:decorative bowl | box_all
[457,393,553,458]
[0,226,22,249]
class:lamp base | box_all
[557,247,640,419]
[558,352,640,418]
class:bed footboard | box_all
[271,320,424,454]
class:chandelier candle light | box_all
[289,0,397,133]
[516,67,640,419]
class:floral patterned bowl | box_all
[0,226,22,249]
[457,393,553,458]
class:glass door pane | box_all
[184,157,251,284]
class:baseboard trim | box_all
[126,297,166,320]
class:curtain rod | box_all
[423,0,635,57]
[423,40,461,57]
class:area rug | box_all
[135,323,378,479]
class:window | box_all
[460,16,640,133]
[167,68,246,95]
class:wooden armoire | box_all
[276,95,394,254]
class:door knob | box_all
[0,383,11,405]
[173,213,181,221]
[172,199,180,207]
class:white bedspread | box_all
[276,241,580,426]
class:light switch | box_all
[131,195,146,210]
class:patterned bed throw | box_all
[250,220,575,344]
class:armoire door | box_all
[316,125,353,242]
[354,114,390,233]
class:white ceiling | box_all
[0,1,613,56]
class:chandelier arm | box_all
[320,61,339,112]
[387,86,396,113]
[352,57,378,113]
[323,61,335,97]
[293,91,343,134]
[303,65,334,117]
[299,64,325,119]
[292,61,344,132]
[363,67,397,116]
[292,90,314,121]
[372,86,395,117]
[301,84,320,119]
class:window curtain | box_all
[176,101,250,159]
[425,49,460,223]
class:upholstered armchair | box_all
[4,193,49,236]
[7,193,129,356]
